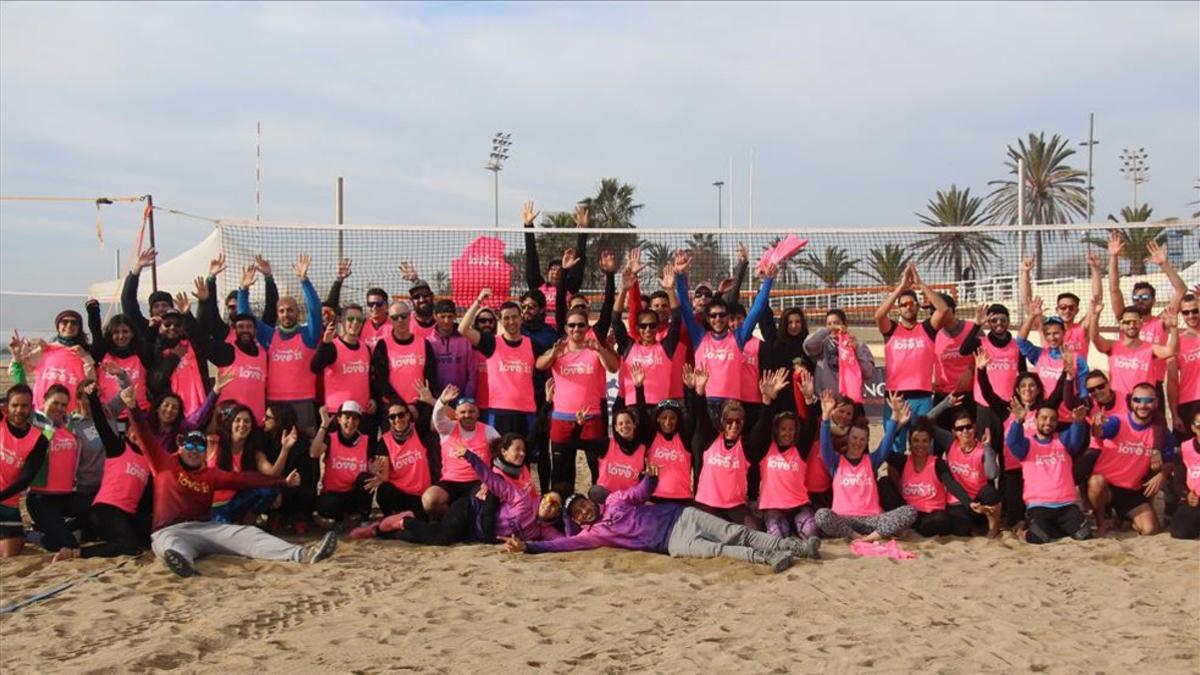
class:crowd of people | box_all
[2,209,1197,577]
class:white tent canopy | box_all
[87,229,223,303]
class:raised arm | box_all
[1107,232,1127,320]
[1088,301,1113,354]
[523,200,546,290]
[1147,241,1188,314]
[737,265,776,347]
[875,266,911,335]
[458,288,490,347]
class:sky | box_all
[1,1,1197,297]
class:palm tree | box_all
[640,241,675,273]
[580,178,643,229]
[686,232,726,284]
[914,185,1002,281]
[863,243,912,287]
[797,245,859,289]
[985,132,1088,277]
[1080,203,1166,275]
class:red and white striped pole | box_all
[256,121,262,222]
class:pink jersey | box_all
[323,338,371,411]
[899,456,946,513]
[1109,340,1155,396]
[381,332,429,405]
[360,318,392,352]
[168,340,207,418]
[805,439,833,494]
[695,332,743,400]
[441,423,494,483]
[884,322,934,393]
[1063,323,1089,358]
[758,443,809,510]
[323,433,368,493]
[382,432,432,495]
[1177,332,1200,404]
[934,322,976,394]
[475,350,489,411]
[31,426,77,494]
[1181,438,1200,495]
[266,331,317,401]
[830,455,881,517]
[973,338,1020,407]
[0,425,40,507]
[944,440,987,505]
[539,283,557,328]
[622,342,673,406]
[93,447,151,514]
[99,352,150,412]
[1094,414,1156,490]
[739,337,763,403]
[837,332,864,403]
[410,318,436,343]
[33,343,87,409]
[1002,411,1039,470]
[694,437,748,508]
[1019,429,1076,505]
[551,348,605,415]
[597,440,646,493]
[217,345,268,421]
[647,433,692,499]
[1139,316,1166,383]
[486,336,536,412]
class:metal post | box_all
[1084,113,1095,222]
[335,177,344,261]
[1016,159,1025,323]
[493,169,499,229]
[115,248,120,278]
[146,194,158,292]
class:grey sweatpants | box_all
[666,507,791,562]
[814,506,917,539]
[150,521,303,564]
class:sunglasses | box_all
[476,317,497,324]
[1119,320,1139,326]
[1086,383,1109,393]
[388,412,409,420]
[708,311,728,319]
[896,301,916,308]
[637,323,657,330]
[344,316,364,324]
[181,442,206,452]
[695,291,713,299]
[1130,396,1156,404]
[162,321,182,329]
[566,322,587,329]
[521,303,539,311]
[954,424,975,432]
[367,300,387,308]
[411,292,433,300]
[1132,294,1153,301]
[722,417,744,426]
[1182,308,1199,316]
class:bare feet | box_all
[51,547,80,563]
[861,531,884,543]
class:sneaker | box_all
[298,531,339,564]
[162,549,199,578]
[755,550,794,574]
[348,522,379,540]
[786,536,822,560]
[379,511,414,533]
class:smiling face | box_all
[565,311,589,344]
[56,315,81,339]
[157,396,182,424]
[387,404,411,433]
[908,429,932,460]
[5,392,32,427]
[569,498,598,526]
[366,293,389,321]
[501,437,526,465]
[455,402,479,429]
[649,296,671,324]
[774,417,797,448]
[338,411,361,436]
[277,297,299,329]
[435,311,457,335]
[1181,297,1199,330]
[1131,287,1155,315]
[1085,374,1113,404]
[831,401,855,427]
[720,408,744,440]
[896,292,919,323]
[1129,384,1158,423]
[1042,322,1064,349]
[1016,375,1041,405]
[952,417,977,448]
[110,321,133,348]
[614,411,636,440]
[234,319,257,348]
[231,410,254,441]
[520,297,542,323]
[475,310,497,335]
[987,311,1010,335]
[636,311,658,344]
[707,304,730,334]
[846,426,869,458]
[500,306,522,337]
[342,308,364,339]
[1035,408,1057,437]
[546,263,562,287]
[1056,297,1079,323]
[1120,310,1142,339]
[410,288,434,315]
[161,316,184,340]
[43,391,70,423]
[657,409,679,435]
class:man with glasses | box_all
[875,264,952,453]
[1168,293,1200,443]
[18,310,90,410]
[459,289,548,437]
[371,300,436,412]
[360,287,393,352]
[960,301,1023,458]
[1089,302,1178,420]
[1017,299,1089,423]
[1107,234,1188,395]
[401,273,439,342]
[1086,382,1174,536]
[148,306,211,420]
[311,304,375,427]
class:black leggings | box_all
[945,484,1001,536]
[26,492,87,551]
[913,510,954,537]
[391,493,498,545]
[1025,505,1091,544]
[375,483,426,517]
[1170,502,1200,539]
[1001,469,1025,527]
[82,502,151,558]
[551,438,606,493]
[316,473,374,521]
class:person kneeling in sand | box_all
[131,411,337,577]
[501,465,820,573]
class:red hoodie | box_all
[132,411,283,532]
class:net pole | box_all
[335,177,344,261]
[147,194,158,292]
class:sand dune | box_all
[2,530,1197,674]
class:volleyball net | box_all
[215,219,1199,327]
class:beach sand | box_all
[1,528,1197,674]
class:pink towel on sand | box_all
[849,540,917,560]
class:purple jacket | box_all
[526,476,685,554]
[428,331,477,400]
[465,451,560,542]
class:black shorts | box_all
[0,504,24,540]
[1109,485,1149,517]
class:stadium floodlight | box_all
[1118,147,1150,209]
[712,181,725,230]
[485,132,512,228]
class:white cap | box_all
[338,401,364,415]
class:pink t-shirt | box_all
[33,344,86,409]
[1139,316,1166,383]
[323,433,369,493]
[99,352,150,413]
[1094,414,1156,491]
[622,342,673,406]
[551,348,605,415]
[323,339,371,411]
[382,432,431,496]
[93,447,151,514]
[739,337,763,403]
[1063,323,1089,358]
[695,332,743,400]
[168,340,207,418]
[758,443,809,510]
[31,426,78,495]
[0,425,41,507]
[899,456,946,513]
[597,440,646,493]
[267,332,317,401]
[1176,332,1200,405]
[973,338,1020,407]
[486,336,536,413]
[830,454,881,517]
[883,322,934,393]
[1019,429,1076,505]
[647,433,692,499]
[1109,340,1155,396]
[381,332,428,405]
[441,423,494,483]
[944,440,987,505]
[805,438,833,494]
[217,345,268,421]
[934,322,976,394]
[694,437,748,509]
[360,318,393,352]
[1181,438,1200,495]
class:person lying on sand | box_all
[501,465,820,573]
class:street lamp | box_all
[1118,147,1149,210]
[712,181,725,229]
[1078,113,1098,222]
[485,132,511,228]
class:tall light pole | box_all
[712,180,724,229]
[1119,147,1149,210]
[484,132,511,228]
[1079,113,1098,222]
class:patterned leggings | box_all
[762,505,818,539]
[814,506,917,539]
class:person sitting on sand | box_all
[501,464,820,573]
[1169,410,1200,539]
[813,391,918,541]
[129,411,337,577]
[1006,400,1092,545]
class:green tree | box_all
[863,243,912,287]
[686,232,728,287]
[580,178,643,229]
[1080,203,1165,275]
[985,132,1088,277]
[640,241,675,274]
[797,245,859,289]
[915,185,1001,281]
